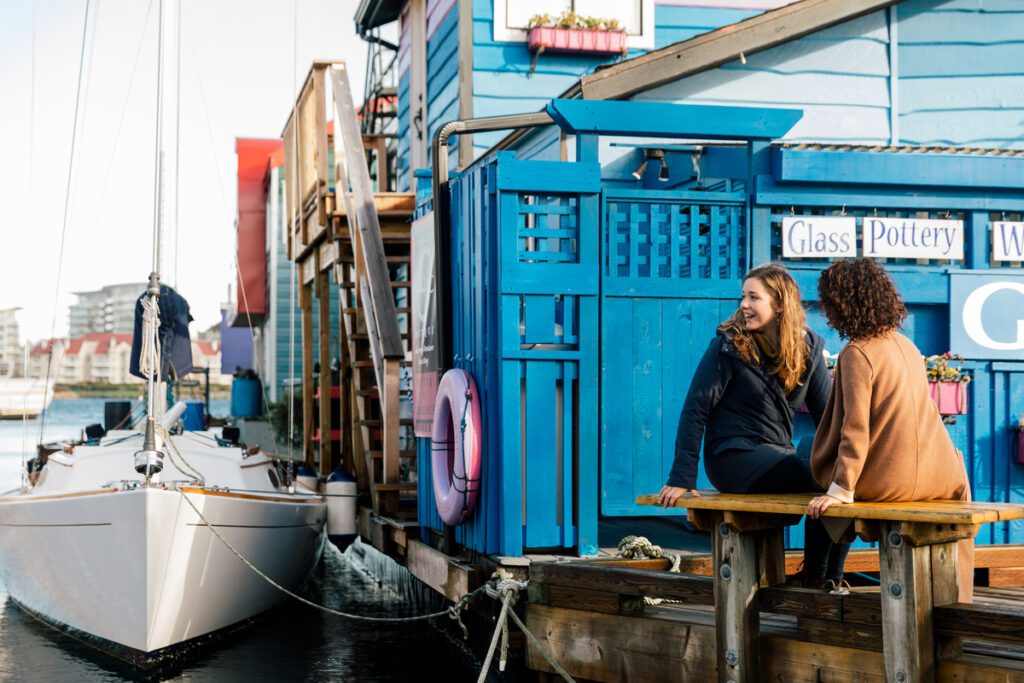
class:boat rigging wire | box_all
[182,12,293,462]
[24,0,37,488]
[89,0,155,245]
[39,0,94,446]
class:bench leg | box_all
[878,521,937,683]
[713,519,760,682]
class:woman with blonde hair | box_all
[659,262,849,589]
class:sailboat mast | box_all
[137,0,172,477]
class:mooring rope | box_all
[617,535,684,607]
[179,488,574,678]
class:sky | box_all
[0,0,384,343]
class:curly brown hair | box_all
[817,260,907,340]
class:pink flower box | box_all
[929,380,968,416]
[528,27,628,56]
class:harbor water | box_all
[0,400,485,682]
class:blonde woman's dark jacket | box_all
[667,329,831,492]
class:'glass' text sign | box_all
[993,221,1024,262]
[862,217,963,260]
[781,216,856,258]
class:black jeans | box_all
[744,453,851,581]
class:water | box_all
[0,400,487,682]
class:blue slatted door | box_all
[495,152,600,555]
[600,190,747,516]
[965,364,1024,545]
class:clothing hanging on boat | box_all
[130,284,194,381]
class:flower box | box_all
[528,26,628,56]
[929,380,968,416]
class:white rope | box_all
[180,487,575,678]
[617,535,684,606]
[139,295,162,382]
[156,424,204,483]
[477,571,575,683]
[178,487,475,623]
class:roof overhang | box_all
[354,0,403,34]
[546,99,803,141]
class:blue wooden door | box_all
[600,189,748,516]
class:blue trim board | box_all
[773,147,1024,190]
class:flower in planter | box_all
[527,11,621,31]
[924,352,970,385]
[924,353,970,418]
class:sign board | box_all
[862,217,963,260]
[950,272,1024,360]
[781,216,856,258]
[992,221,1024,262]
[411,212,438,438]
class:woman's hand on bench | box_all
[658,485,701,508]
[807,494,844,518]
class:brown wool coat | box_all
[811,331,969,502]
[811,330,974,600]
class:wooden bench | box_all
[637,492,1024,683]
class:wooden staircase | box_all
[334,196,417,518]
[283,61,418,518]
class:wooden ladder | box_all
[334,215,417,518]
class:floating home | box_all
[256,0,1024,679]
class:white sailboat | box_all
[0,0,326,663]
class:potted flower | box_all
[924,353,970,418]
[526,11,627,72]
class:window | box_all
[493,0,654,50]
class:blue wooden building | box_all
[356,0,1024,557]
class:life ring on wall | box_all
[431,368,482,526]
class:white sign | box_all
[781,216,856,258]
[992,221,1024,262]
[862,217,963,260]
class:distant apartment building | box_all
[68,283,146,337]
[0,308,23,376]
[27,339,66,380]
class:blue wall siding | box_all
[654,4,761,47]
[467,1,774,160]
[634,11,893,144]
[896,0,1024,148]
[427,5,459,170]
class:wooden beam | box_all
[579,0,901,101]
[636,492,1024,526]
[713,523,761,681]
[317,268,333,476]
[529,562,715,606]
[299,279,314,466]
[407,0,427,174]
[456,0,474,166]
[878,520,937,683]
[406,539,481,603]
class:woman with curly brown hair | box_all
[808,259,973,600]
[659,263,849,589]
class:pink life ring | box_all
[431,369,482,526]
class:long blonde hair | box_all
[718,263,808,393]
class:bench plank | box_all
[636,492,1024,525]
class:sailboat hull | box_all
[0,486,325,656]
